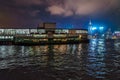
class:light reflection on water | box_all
[0,39,120,80]
[87,39,107,79]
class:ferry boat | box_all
[0,23,89,45]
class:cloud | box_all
[47,0,119,16]
[4,0,119,17]
[13,0,42,6]
[47,5,73,16]
[0,3,41,27]
[0,0,120,27]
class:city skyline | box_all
[0,0,120,30]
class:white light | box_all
[99,26,104,30]
[92,27,97,30]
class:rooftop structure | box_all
[38,22,56,29]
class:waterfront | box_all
[0,39,120,80]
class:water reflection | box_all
[87,39,106,79]
[0,39,119,80]
[114,39,120,53]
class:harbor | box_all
[0,39,119,80]
[0,23,89,45]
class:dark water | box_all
[0,39,120,80]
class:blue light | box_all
[92,27,97,30]
[99,26,104,30]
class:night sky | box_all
[0,0,120,30]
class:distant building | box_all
[88,20,95,39]
[88,20,92,35]
[38,23,44,29]
[113,31,120,39]
[105,28,113,39]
